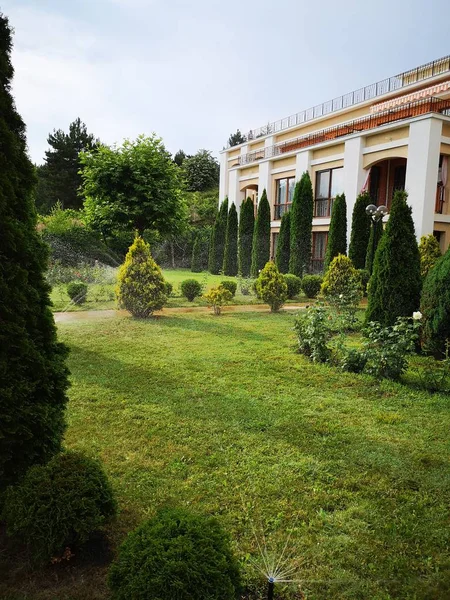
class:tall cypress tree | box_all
[0,13,69,491]
[289,172,313,277]
[366,191,422,326]
[276,211,290,274]
[324,193,347,271]
[238,198,255,277]
[348,192,371,269]
[251,189,271,277]
[223,202,238,276]
[365,218,383,274]
[208,197,228,274]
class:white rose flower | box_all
[412,311,422,320]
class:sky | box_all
[3,0,450,164]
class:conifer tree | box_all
[191,235,202,272]
[365,218,383,274]
[251,190,271,277]
[348,192,371,269]
[238,198,255,277]
[366,191,421,326]
[418,234,441,278]
[223,203,238,276]
[421,245,450,357]
[208,198,228,274]
[289,172,314,277]
[324,193,347,271]
[0,13,70,491]
[276,211,290,274]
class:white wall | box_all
[344,136,366,249]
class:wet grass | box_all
[1,310,449,599]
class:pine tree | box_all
[208,198,228,274]
[366,191,422,326]
[289,172,314,277]
[324,193,347,271]
[223,203,238,276]
[276,211,290,274]
[238,198,255,277]
[348,192,371,269]
[365,218,383,274]
[0,14,70,491]
[251,190,271,277]
[191,235,202,272]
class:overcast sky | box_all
[3,0,450,164]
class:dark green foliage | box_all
[181,279,202,301]
[358,268,370,296]
[173,149,188,167]
[284,274,302,299]
[302,275,323,299]
[220,280,237,297]
[366,191,422,326]
[251,190,270,277]
[348,192,371,269]
[108,508,241,600]
[183,150,220,192]
[238,198,255,277]
[209,198,228,274]
[223,203,238,276]
[289,172,314,277]
[191,235,202,272]
[276,211,290,274]
[0,14,69,491]
[228,130,246,147]
[421,246,450,357]
[67,281,88,304]
[324,193,347,271]
[2,451,116,564]
[365,218,383,274]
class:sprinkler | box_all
[268,576,275,600]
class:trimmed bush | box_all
[108,508,241,600]
[220,280,237,297]
[67,281,88,304]
[2,451,117,565]
[324,193,347,271]
[419,234,441,278]
[250,190,270,277]
[116,236,167,317]
[283,274,302,299]
[421,245,450,357]
[255,261,288,312]
[301,274,323,299]
[238,198,255,277]
[348,192,371,269]
[276,211,290,274]
[203,285,233,315]
[223,203,238,276]
[181,279,202,301]
[289,172,314,277]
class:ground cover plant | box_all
[1,310,448,599]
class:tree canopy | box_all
[183,149,219,192]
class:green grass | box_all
[1,310,449,599]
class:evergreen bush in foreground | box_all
[181,279,203,301]
[324,193,347,271]
[67,281,88,304]
[255,261,288,312]
[418,233,441,279]
[251,190,270,277]
[220,280,237,297]
[276,211,290,274]
[348,192,371,269]
[301,275,323,299]
[283,274,302,299]
[108,508,241,600]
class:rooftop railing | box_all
[238,97,450,166]
[230,55,450,147]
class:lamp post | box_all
[365,204,388,273]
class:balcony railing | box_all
[238,97,450,166]
[229,55,450,147]
[273,203,291,220]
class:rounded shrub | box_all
[203,285,233,315]
[301,274,323,299]
[164,281,173,297]
[321,254,362,312]
[1,451,117,565]
[108,508,241,600]
[67,281,88,304]
[181,279,202,301]
[283,274,302,299]
[220,280,237,297]
[255,261,288,312]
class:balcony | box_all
[238,97,450,166]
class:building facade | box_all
[219,56,450,272]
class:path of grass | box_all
[1,311,449,599]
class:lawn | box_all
[1,310,449,599]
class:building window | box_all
[274,176,295,220]
[314,167,344,217]
[311,232,328,273]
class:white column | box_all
[228,169,240,211]
[405,118,442,239]
[219,151,228,204]
[295,150,312,180]
[344,136,366,250]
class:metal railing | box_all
[239,97,450,166]
[229,55,450,147]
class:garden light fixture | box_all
[366,204,388,221]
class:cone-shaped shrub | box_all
[223,202,238,275]
[366,191,421,326]
[365,218,384,274]
[209,198,228,274]
[191,235,202,272]
[238,198,255,276]
[0,14,69,491]
[116,236,167,317]
[418,234,441,279]
[276,211,290,273]
[289,172,313,277]
[420,246,450,357]
[251,189,270,277]
[324,193,347,271]
[321,254,362,314]
[348,192,371,269]
[255,261,288,312]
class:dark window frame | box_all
[274,176,296,220]
[314,167,344,217]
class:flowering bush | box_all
[203,285,233,315]
[294,305,332,363]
